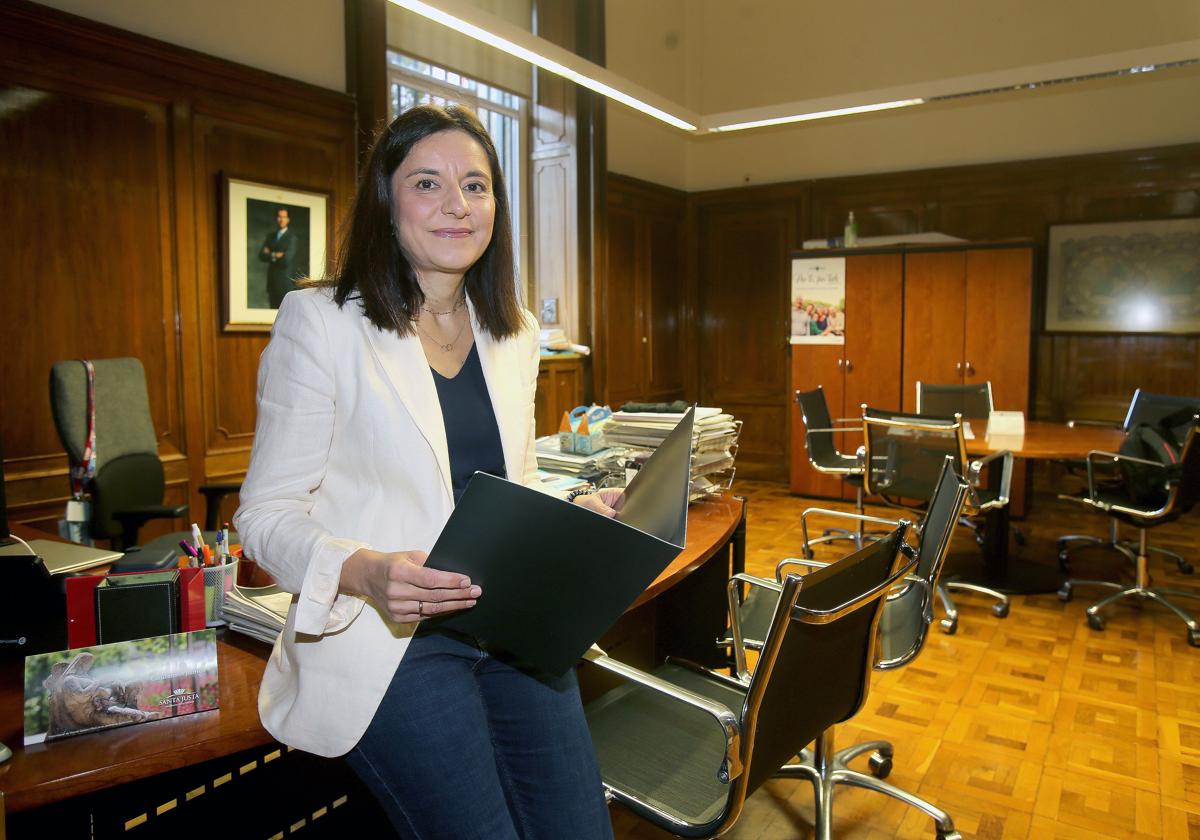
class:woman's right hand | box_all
[340,548,480,624]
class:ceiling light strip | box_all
[388,0,699,131]
[925,57,1200,103]
[709,98,925,132]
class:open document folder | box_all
[423,407,695,675]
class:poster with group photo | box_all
[790,257,846,345]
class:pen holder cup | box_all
[203,559,238,626]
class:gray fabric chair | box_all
[1058,417,1200,646]
[584,525,920,840]
[1059,389,1200,576]
[717,458,968,837]
[862,406,1011,628]
[915,380,993,418]
[49,358,239,553]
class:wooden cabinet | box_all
[534,354,584,437]
[903,244,1033,513]
[789,243,1034,507]
[597,175,687,408]
[901,246,1033,413]
[790,253,904,497]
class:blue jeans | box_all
[345,630,613,840]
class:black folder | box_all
[424,407,695,675]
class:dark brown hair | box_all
[321,104,522,339]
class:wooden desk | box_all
[0,497,746,835]
[949,420,1126,594]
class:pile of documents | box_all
[222,584,292,644]
[535,436,627,491]
[605,407,741,501]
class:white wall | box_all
[34,0,346,91]
[607,0,1200,190]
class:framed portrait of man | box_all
[221,175,329,331]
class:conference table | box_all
[947,418,1126,594]
[0,496,745,836]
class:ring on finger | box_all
[417,600,423,617]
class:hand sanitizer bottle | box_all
[844,211,858,247]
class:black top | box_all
[431,344,507,505]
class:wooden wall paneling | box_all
[0,1,357,534]
[808,177,934,242]
[698,200,797,481]
[600,200,643,407]
[901,250,967,411]
[645,211,686,400]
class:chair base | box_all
[1057,521,1193,575]
[777,729,960,840]
[1059,536,1200,647]
[935,581,1010,635]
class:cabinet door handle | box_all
[965,361,975,375]
[845,359,854,372]
[642,336,648,344]
[836,358,844,369]
[955,361,963,372]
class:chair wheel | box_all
[992,602,1010,618]
[937,832,964,840]
[939,617,957,635]
[1087,613,1106,631]
[1058,585,1073,602]
[1189,629,1200,648]
[1179,561,1195,575]
[868,751,892,779]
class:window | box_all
[387,51,526,281]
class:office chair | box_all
[861,406,1011,627]
[915,380,994,418]
[1057,417,1200,646]
[794,387,886,550]
[717,458,968,835]
[1059,389,1200,576]
[49,358,239,551]
[584,526,930,840]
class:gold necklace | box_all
[421,297,466,316]
[414,311,468,352]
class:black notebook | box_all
[423,407,695,674]
[94,571,180,644]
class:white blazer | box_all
[234,287,541,757]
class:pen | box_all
[202,545,213,567]
[191,523,206,554]
[178,539,199,559]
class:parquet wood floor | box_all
[610,465,1200,839]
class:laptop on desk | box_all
[0,539,123,576]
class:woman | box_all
[235,105,616,839]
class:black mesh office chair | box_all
[794,387,884,549]
[584,526,921,840]
[1060,389,1200,576]
[50,358,239,552]
[915,380,993,418]
[716,459,967,836]
[861,406,1011,627]
[1058,418,1200,646]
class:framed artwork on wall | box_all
[221,175,329,332]
[1044,217,1200,334]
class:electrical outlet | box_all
[540,297,558,324]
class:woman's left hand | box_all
[572,487,625,518]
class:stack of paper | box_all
[534,436,628,488]
[605,408,741,501]
[222,584,292,644]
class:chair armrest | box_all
[726,573,782,681]
[580,648,744,782]
[799,508,902,559]
[112,504,190,551]
[1083,449,1161,498]
[967,450,1013,511]
[790,550,918,625]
